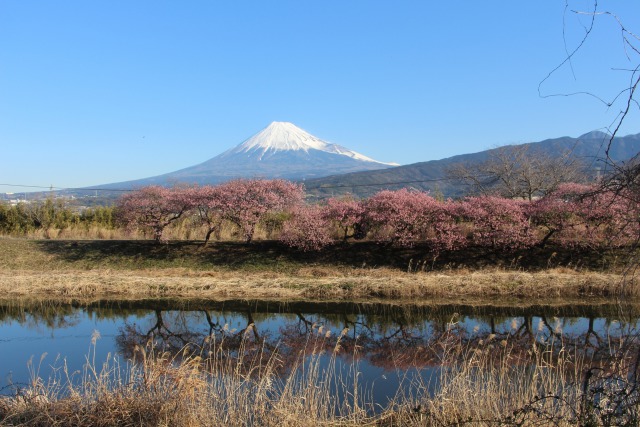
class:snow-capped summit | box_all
[223,121,393,165]
[106,121,398,187]
[233,121,330,153]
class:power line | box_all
[66,187,133,192]
[0,183,59,190]
[304,177,454,190]
[1,177,460,194]
[0,183,133,192]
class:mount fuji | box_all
[100,122,396,189]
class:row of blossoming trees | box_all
[115,179,640,252]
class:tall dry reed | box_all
[2,323,639,426]
[0,325,379,426]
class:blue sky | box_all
[1,1,638,193]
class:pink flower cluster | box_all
[117,181,639,251]
[117,179,302,243]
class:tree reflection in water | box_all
[110,304,640,380]
[4,299,640,421]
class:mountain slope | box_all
[303,131,640,199]
[97,122,395,189]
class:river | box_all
[1,298,638,406]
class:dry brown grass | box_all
[0,268,631,302]
[26,225,137,240]
[0,237,634,302]
[13,219,266,242]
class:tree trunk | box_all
[203,228,215,247]
[538,228,557,248]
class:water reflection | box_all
[1,299,639,396]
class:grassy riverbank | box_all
[0,238,635,301]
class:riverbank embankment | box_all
[0,238,634,301]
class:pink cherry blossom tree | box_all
[432,199,468,253]
[322,196,366,241]
[279,204,333,251]
[531,183,640,248]
[363,189,465,252]
[216,179,304,243]
[116,186,194,242]
[528,183,594,247]
[364,189,427,246]
[189,185,226,246]
[459,196,536,250]
[578,187,640,248]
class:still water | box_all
[1,299,638,403]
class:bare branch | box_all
[446,145,588,200]
[539,0,598,99]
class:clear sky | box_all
[1,1,638,194]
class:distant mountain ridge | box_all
[50,127,640,201]
[303,131,640,199]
